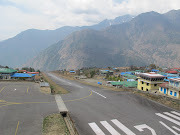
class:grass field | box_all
[43,113,69,135]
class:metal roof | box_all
[11,73,35,78]
[0,68,17,73]
[139,73,165,78]
[169,78,180,82]
[111,81,137,88]
[40,82,50,87]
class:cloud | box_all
[0,0,180,40]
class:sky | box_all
[0,0,180,41]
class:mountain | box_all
[0,15,134,67]
[27,10,180,71]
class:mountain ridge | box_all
[27,9,180,71]
[0,15,134,67]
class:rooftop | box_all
[139,72,165,78]
[159,82,169,88]
[170,78,180,82]
[11,73,36,78]
[0,68,17,73]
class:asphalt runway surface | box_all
[0,82,58,135]
[47,72,180,135]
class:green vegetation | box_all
[82,68,99,78]
[42,72,68,94]
[106,76,122,81]
[43,113,69,135]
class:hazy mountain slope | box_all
[28,10,180,71]
[0,15,133,67]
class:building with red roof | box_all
[165,70,178,74]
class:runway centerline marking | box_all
[92,90,106,98]
[15,121,19,135]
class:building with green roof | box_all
[0,68,17,80]
[111,81,137,88]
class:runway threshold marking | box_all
[92,91,106,98]
[15,121,19,135]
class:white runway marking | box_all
[89,122,105,135]
[134,124,156,135]
[111,119,136,135]
[92,91,106,98]
[171,111,180,117]
[159,121,179,135]
[100,121,121,135]
[164,112,180,121]
[156,113,180,126]
[172,126,180,132]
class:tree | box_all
[5,66,9,68]
[149,64,156,69]
[36,69,41,73]
[90,70,96,78]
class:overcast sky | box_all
[0,0,180,41]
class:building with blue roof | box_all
[151,69,159,72]
[11,73,36,80]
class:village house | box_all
[137,72,166,91]
[0,68,17,80]
[159,78,180,99]
[100,70,113,75]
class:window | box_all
[170,91,173,95]
[142,81,144,84]
[146,89,148,91]
[147,83,149,86]
[176,82,179,87]
[141,87,143,90]
[161,87,163,91]
[154,84,157,87]
[174,92,177,97]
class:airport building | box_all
[137,72,166,91]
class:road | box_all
[47,72,180,135]
[0,82,58,135]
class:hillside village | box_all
[1,64,180,101]
[54,65,180,100]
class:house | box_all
[27,72,39,75]
[121,74,137,81]
[68,70,76,74]
[135,70,144,75]
[0,68,17,80]
[111,81,137,88]
[137,72,166,91]
[159,78,180,99]
[120,72,132,76]
[151,69,159,72]
[165,70,178,74]
[100,70,113,75]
